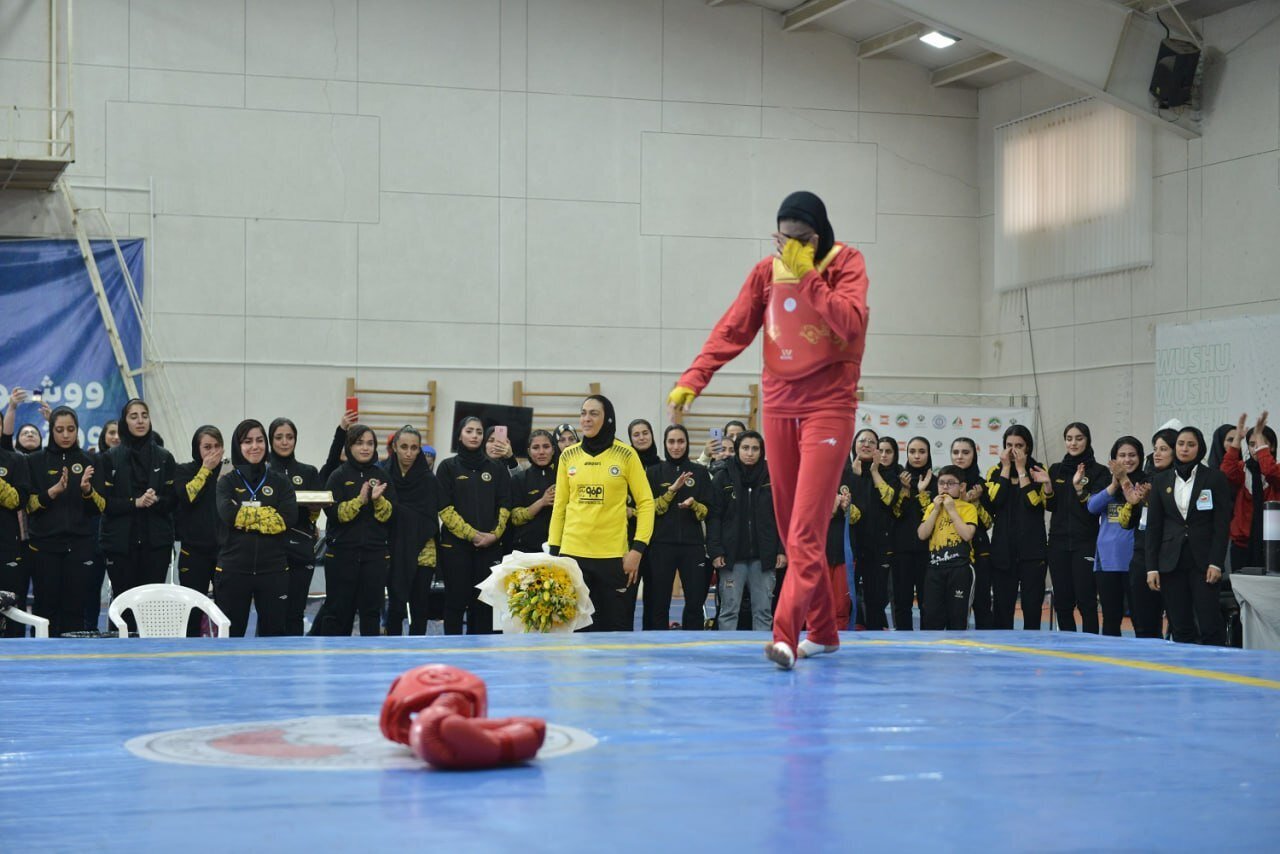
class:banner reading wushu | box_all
[856,403,1036,476]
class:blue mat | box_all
[3,631,1278,851]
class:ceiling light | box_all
[919,31,958,49]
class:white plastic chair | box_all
[1,606,50,638]
[108,583,231,638]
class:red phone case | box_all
[345,396,359,413]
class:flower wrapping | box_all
[476,551,595,633]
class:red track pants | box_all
[764,411,856,654]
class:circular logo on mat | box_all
[292,475,303,486]
[71,463,84,474]
[125,714,597,771]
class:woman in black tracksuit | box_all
[509,428,558,555]
[214,419,296,637]
[384,425,439,636]
[849,428,894,630]
[951,437,994,628]
[436,416,510,635]
[323,425,396,636]
[825,454,858,628]
[891,436,934,631]
[625,419,661,631]
[96,399,177,605]
[984,424,1050,630]
[707,430,782,631]
[267,417,322,636]
[1127,428,1176,638]
[174,425,224,636]
[1045,421,1111,632]
[81,420,121,631]
[24,406,102,635]
[645,424,712,631]
[0,444,30,637]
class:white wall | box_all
[0,0,982,464]
[976,0,1280,453]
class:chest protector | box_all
[763,244,854,380]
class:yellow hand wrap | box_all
[780,239,816,278]
[667,385,696,412]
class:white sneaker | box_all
[764,641,796,670]
[797,639,839,658]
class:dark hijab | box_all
[663,423,694,471]
[877,436,903,483]
[387,425,433,508]
[1060,421,1097,468]
[903,435,934,489]
[1110,436,1147,485]
[345,424,382,475]
[230,419,267,480]
[951,437,984,488]
[1207,423,1235,471]
[734,430,766,488]
[526,428,559,475]
[1174,426,1207,480]
[1002,424,1040,471]
[453,417,488,472]
[267,417,298,465]
[120,398,161,491]
[777,190,835,260]
[97,419,119,454]
[627,418,661,469]
[581,395,616,456]
[44,406,80,450]
[190,425,223,463]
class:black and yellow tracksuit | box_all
[0,450,31,637]
[268,452,322,636]
[95,439,178,603]
[644,458,710,630]
[984,463,1048,630]
[25,444,104,635]
[509,460,556,554]
[322,461,395,637]
[214,465,296,637]
[174,457,222,636]
[922,498,978,630]
[549,441,654,632]
[1045,458,1110,632]
[435,454,510,635]
[891,473,932,631]
[850,466,895,629]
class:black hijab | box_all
[777,190,835,261]
[951,438,984,489]
[1174,427,1207,480]
[663,424,694,472]
[387,426,433,511]
[230,419,268,481]
[1207,423,1235,471]
[877,437,903,483]
[44,406,80,451]
[344,424,382,476]
[580,395,616,456]
[903,435,934,490]
[120,398,160,491]
[97,419,118,455]
[453,417,488,472]
[627,418,661,469]
[189,425,222,464]
[1002,424,1040,472]
[1110,436,1148,486]
[734,430,766,489]
[525,429,559,476]
[1060,421,1097,468]
[267,417,298,465]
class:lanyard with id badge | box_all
[238,469,268,508]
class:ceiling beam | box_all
[870,0,1199,138]
[930,51,1012,86]
[783,0,858,32]
[857,21,930,58]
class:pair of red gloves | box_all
[379,664,545,770]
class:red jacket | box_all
[678,245,869,418]
[1220,445,1280,548]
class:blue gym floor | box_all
[2,631,1278,852]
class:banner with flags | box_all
[856,403,1036,476]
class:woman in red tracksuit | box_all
[1219,411,1279,572]
[668,190,869,670]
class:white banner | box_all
[1154,314,1280,432]
[856,403,1036,476]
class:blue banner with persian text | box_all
[0,238,144,449]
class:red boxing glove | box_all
[379,664,488,746]
[409,701,546,770]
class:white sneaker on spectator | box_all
[764,641,796,670]
[797,639,839,658]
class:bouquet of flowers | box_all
[476,551,595,633]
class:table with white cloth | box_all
[1230,573,1280,651]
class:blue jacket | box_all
[1086,487,1135,572]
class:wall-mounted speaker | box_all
[1149,38,1200,108]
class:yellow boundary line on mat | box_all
[4,637,1279,690]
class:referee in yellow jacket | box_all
[549,394,655,632]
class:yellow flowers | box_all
[505,565,578,633]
